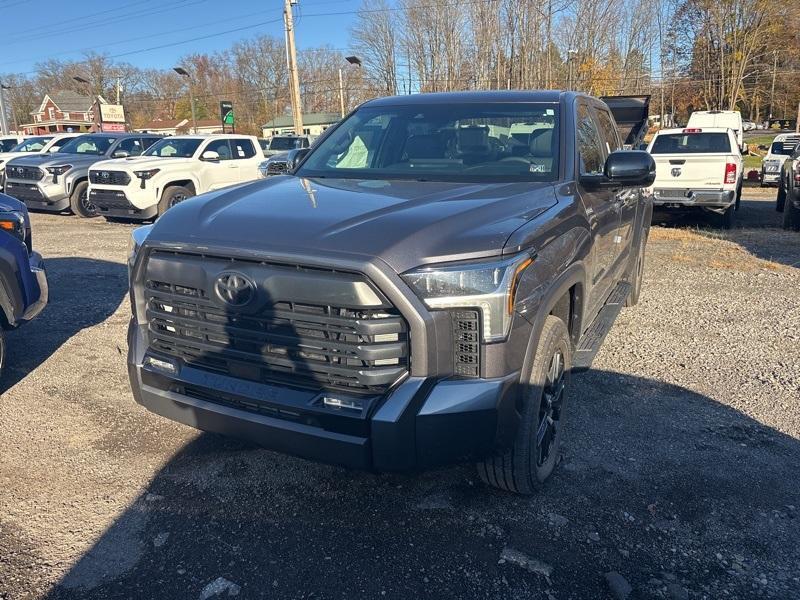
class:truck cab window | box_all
[576,104,604,175]
[594,108,620,155]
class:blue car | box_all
[0,192,48,376]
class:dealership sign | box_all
[100,104,126,123]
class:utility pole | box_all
[338,68,345,118]
[284,0,303,135]
[768,50,777,123]
[0,83,8,135]
[796,102,799,134]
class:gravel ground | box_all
[1,192,798,600]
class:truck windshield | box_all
[144,138,203,158]
[11,136,53,152]
[270,137,303,151]
[297,103,560,182]
[58,135,116,155]
[650,133,732,154]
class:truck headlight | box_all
[133,169,160,180]
[0,210,26,243]
[401,253,534,342]
[46,164,72,183]
[127,224,153,274]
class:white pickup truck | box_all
[647,127,743,228]
[87,134,264,220]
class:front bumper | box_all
[90,187,158,220]
[128,319,520,472]
[5,180,69,212]
[653,188,735,209]
[22,251,48,321]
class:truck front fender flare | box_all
[518,260,587,385]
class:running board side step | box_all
[572,281,631,373]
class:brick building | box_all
[21,91,108,135]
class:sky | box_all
[0,0,365,76]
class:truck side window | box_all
[231,139,257,159]
[593,108,620,155]
[116,138,144,156]
[205,139,232,160]
[576,104,604,176]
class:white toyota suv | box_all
[647,127,743,228]
[87,134,264,220]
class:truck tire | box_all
[734,180,742,211]
[718,205,735,229]
[776,182,786,212]
[783,196,800,231]
[69,181,97,218]
[625,236,646,307]
[478,315,571,495]
[158,186,193,217]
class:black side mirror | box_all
[602,150,656,187]
[287,148,310,172]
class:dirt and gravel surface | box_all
[1,191,798,600]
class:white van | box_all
[686,110,745,153]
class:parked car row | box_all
[1,133,265,221]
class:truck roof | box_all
[654,127,733,135]
[166,134,255,140]
[363,90,568,107]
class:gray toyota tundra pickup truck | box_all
[127,91,655,494]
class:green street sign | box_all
[220,100,234,126]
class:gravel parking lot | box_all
[1,192,798,600]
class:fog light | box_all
[323,396,363,411]
[144,355,178,375]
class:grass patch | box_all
[649,226,790,272]
[744,154,762,169]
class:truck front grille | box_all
[143,264,409,395]
[7,165,43,181]
[266,161,289,176]
[89,170,131,185]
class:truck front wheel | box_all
[158,186,194,216]
[478,316,571,495]
[69,181,97,218]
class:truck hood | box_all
[92,156,194,172]
[149,176,557,273]
[0,151,44,164]
[8,152,108,169]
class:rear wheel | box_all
[69,181,97,218]
[718,205,735,229]
[478,316,571,495]
[783,195,800,231]
[734,180,742,211]
[158,186,193,217]
[776,182,786,212]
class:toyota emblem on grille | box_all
[671,167,682,177]
[214,272,256,307]
[101,171,110,179]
